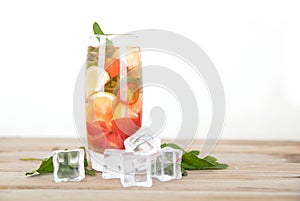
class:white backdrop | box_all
[0,0,299,140]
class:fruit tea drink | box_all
[85,35,142,170]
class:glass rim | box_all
[89,34,138,38]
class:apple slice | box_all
[86,66,110,98]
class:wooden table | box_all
[0,138,299,201]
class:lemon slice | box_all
[90,92,118,122]
[86,66,110,97]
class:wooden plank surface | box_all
[0,138,299,201]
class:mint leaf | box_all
[25,156,53,176]
[160,143,228,176]
[85,168,96,176]
[93,22,104,35]
[92,22,113,46]
[208,162,229,169]
[182,152,215,170]
[182,152,228,170]
[188,150,200,156]
[204,155,217,163]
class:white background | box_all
[0,0,299,140]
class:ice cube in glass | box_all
[152,147,182,182]
[120,152,152,187]
[102,149,125,179]
[52,149,85,182]
[124,127,161,155]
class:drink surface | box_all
[85,44,142,153]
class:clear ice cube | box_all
[152,147,182,182]
[102,149,125,179]
[124,127,161,155]
[52,149,85,182]
[120,152,152,187]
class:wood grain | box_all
[0,138,299,201]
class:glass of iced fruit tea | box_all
[85,35,142,171]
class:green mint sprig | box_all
[20,146,95,176]
[93,22,113,46]
[161,143,228,176]
[23,156,54,176]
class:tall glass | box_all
[85,35,142,171]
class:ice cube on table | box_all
[124,127,161,155]
[152,147,182,182]
[52,149,85,182]
[120,152,152,187]
[102,149,125,179]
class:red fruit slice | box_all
[86,121,106,135]
[111,102,142,137]
[106,132,125,149]
[105,59,120,78]
[111,117,141,138]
